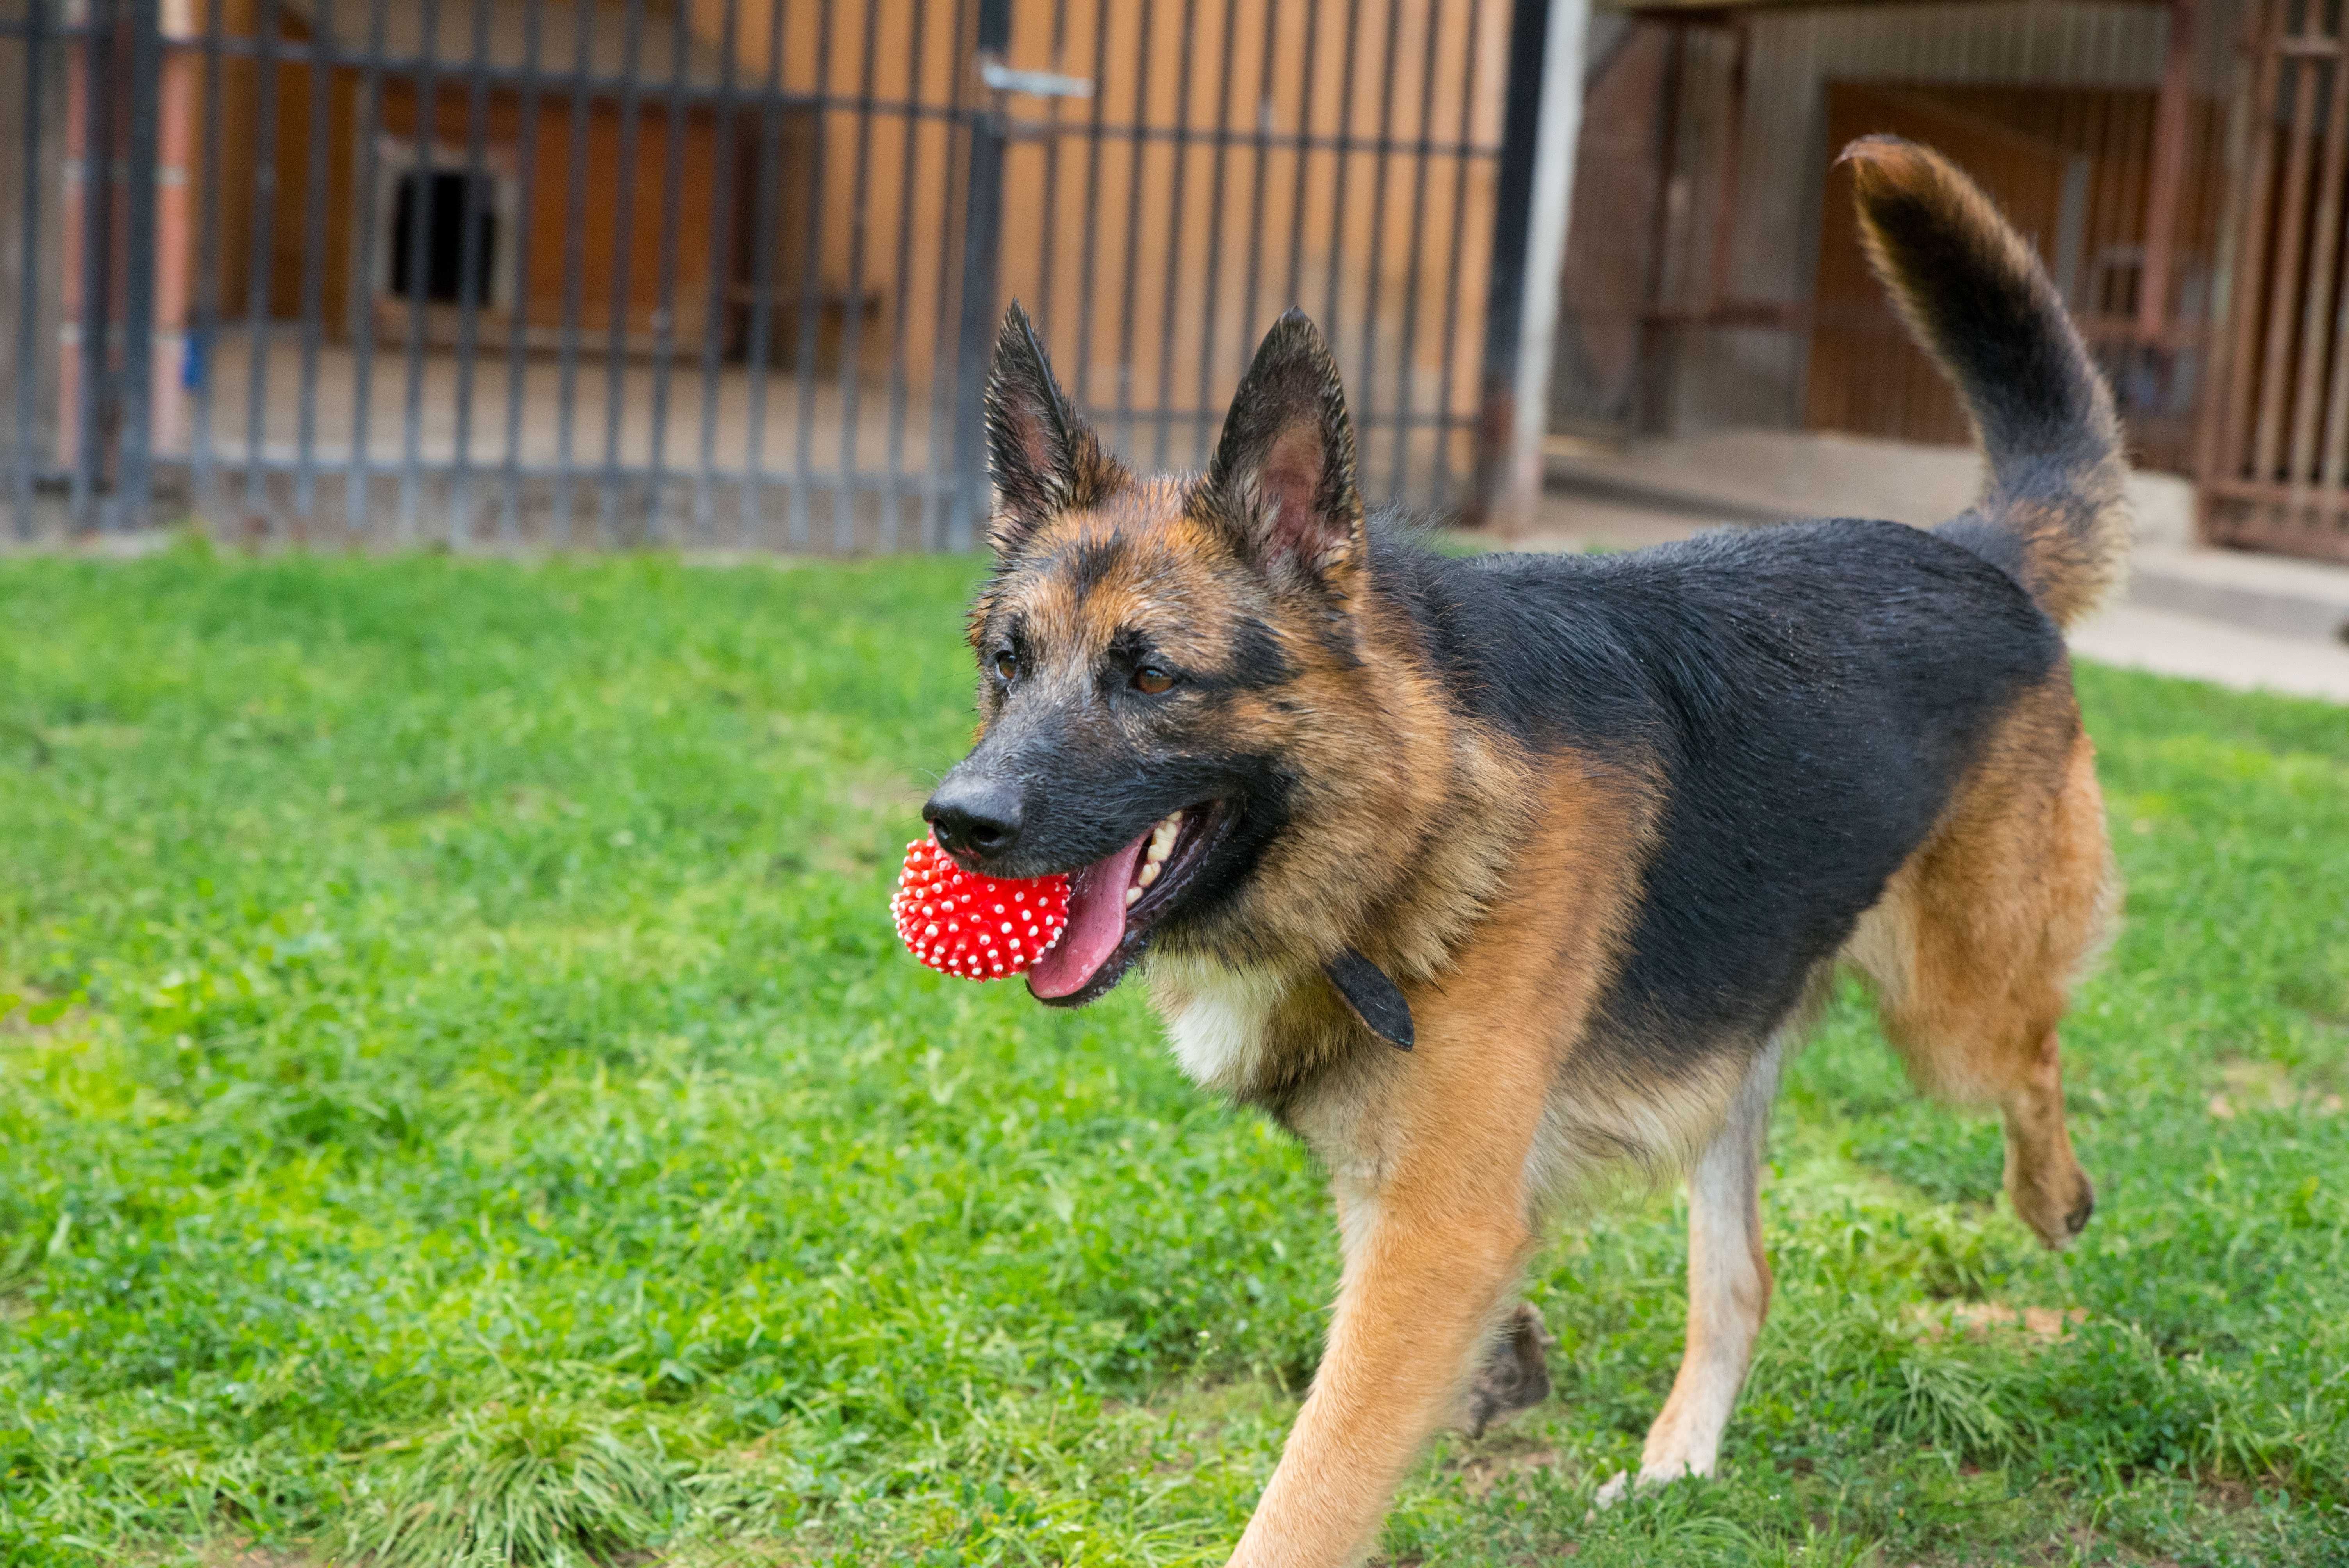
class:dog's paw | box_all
[1461,1302,1554,1438]
[1589,1460,1703,1515]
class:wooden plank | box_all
[2138,0,2195,340]
[2250,29,2322,489]
[2285,39,2349,505]
[2214,0,2290,489]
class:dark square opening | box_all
[390,169,499,306]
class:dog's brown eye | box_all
[1134,665,1175,695]
[993,650,1018,682]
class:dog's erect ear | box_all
[1203,309,1363,576]
[985,302,1126,552]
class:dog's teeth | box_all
[1148,813,1181,862]
[1137,861,1160,887]
[1124,886,1142,907]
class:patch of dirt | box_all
[2208,1058,2343,1120]
[1908,1301,2087,1344]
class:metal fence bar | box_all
[1069,0,1112,413]
[241,0,281,521]
[740,0,788,545]
[449,0,495,544]
[880,0,937,551]
[690,0,741,544]
[1430,0,1487,506]
[1187,0,1239,468]
[1282,0,1323,313]
[948,0,1012,549]
[342,0,390,531]
[920,0,974,549]
[598,0,647,544]
[73,0,120,531]
[1321,0,1367,347]
[831,0,883,554]
[498,0,546,543]
[1388,0,1447,500]
[294,0,335,521]
[789,0,838,551]
[1112,0,1153,456]
[1236,0,1279,371]
[553,0,593,543]
[1354,0,1407,479]
[1148,0,1198,471]
[118,0,159,529]
[1034,0,1072,333]
[643,0,694,545]
[395,0,442,542]
[11,0,50,538]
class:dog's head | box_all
[924,303,1374,1006]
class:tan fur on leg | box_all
[1596,1039,1782,1505]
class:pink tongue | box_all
[1027,830,1148,998]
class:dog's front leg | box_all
[1230,1081,1540,1566]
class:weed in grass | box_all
[0,550,2343,1565]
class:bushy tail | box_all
[1842,135,2130,628]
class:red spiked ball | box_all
[891,833,1071,980]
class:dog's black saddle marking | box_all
[1326,948,1413,1050]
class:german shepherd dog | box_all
[923,137,2119,1565]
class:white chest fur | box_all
[1147,954,1293,1095]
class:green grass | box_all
[0,545,2343,1567]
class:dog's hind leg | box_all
[1596,1038,1784,1505]
[1848,697,2111,1250]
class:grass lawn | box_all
[0,547,2344,1568]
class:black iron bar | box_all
[241,0,281,524]
[1111,0,1153,456]
[740,0,789,545]
[71,0,119,531]
[1150,0,1199,470]
[1189,0,1240,465]
[692,0,742,545]
[599,0,648,545]
[449,0,493,545]
[1429,0,1485,507]
[1236,0,1282,405]
[12,0,50,538]
[1388,0,1446,502]
[790,0,839,551]
[832,0,885,553]
[1321,0,1366,379]
[1034,0,1073,333]
[497,0,545,543]
[341,0,388,531]
[119,0,159,530]
[879,0,937,551]
[947,0,1012,549]
[643,0,694,545]
[293,0,335,522]
[1070,0,1112,413]
[918,0,973,549]
[553,0,593,544]
[395,0,441,542]
[1353,0,1406,488]
[1280,0,1321,319]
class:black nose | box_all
[924,774,1024,864]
